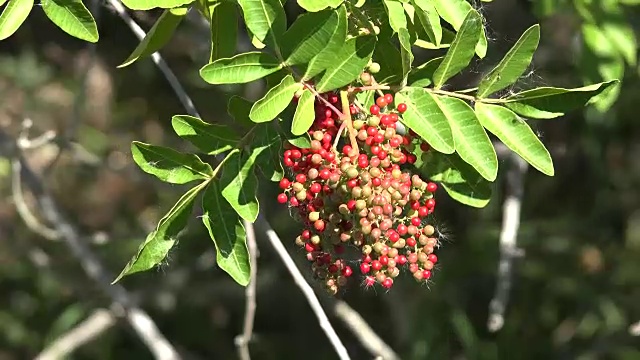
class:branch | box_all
[255,216,351,360]
[1,132,181,359]
[235,219,259,360]
[35,309,116,360]
[331,300,400,360]
[105,0,201,119]
[630,320,640,336]
[487,153,527,332]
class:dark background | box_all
[1,0,639,359]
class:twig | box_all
[5,149,181,360]
[105,0,201,119]
[35,309,116,360]
[487,153,527,332]
[630,320,640,336]
[332,300,400,360]
[255,216,351,360]
[339,90,359,156]
[236,219,259,360]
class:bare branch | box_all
[256,216,351,360]
[236,220,259,360]
[4,147,181,360]
[630,320,640,336]
[35,309,116,360]
[332,300,400,360]
[487,153,527,332]
[105,0,201,119]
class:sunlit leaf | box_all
[412,0,441,45]
[503,80,619,119]
[42,0,99,43]
[281,9,339,66]
[219,150,260,222]
[202,182,251,286]
[433,0,487,57]
[171,115,239,155]
[121,0,193,10]
[297,0,343,12]
[0,0,33,41]
[250,74,303,123]
[131,141,213,184]
[237,0,286,49]
[200,52,283,84]
[432,9,482,88]
[432,95,497,181]
[303,5,347,79]
[395,88,454,154]
[118,7,187,67]
[477,24,539,98]
[315,35,376,93]
[291,89,316,135]
[475,103,553,176]
[113,181,207,283]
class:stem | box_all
[305,83,345,119]
[340,90,359,156]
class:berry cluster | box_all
[277,90,441,294]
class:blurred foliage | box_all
[0,1,639,360]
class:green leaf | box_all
[432,95,497,181]
[254,123,284,181]
[281,10,339,66]
[202,0,237,62]
[355,89,375,109]
[237,0,286,49]
[422,152,492,208]
[250,74,302,123]
[227,95,255,129]
[287,133,312,148]
[477,25,539,98]
[41,0,99,43]
[200,52,283,85]
[475,103,553,176]
[131,141,213,184]
[297,0,343,12]
[118,7,187,68]
[202,182,251,286]
[383,0,406,34]
[407,56,443,87]
[433,0,487,57]
[291,89,316,135]
[398,27,414,86]
[395,88,454,154]
[503,80,619,119]
[113,181,206,283]
[0,0,33,41]
[432,9,482,88]
[171,115,239,155]
[303,5,348,79]
[412,0,442,45]
[121,0,193,10]
[315,35,376,93]
[220,150,260,222]
[372,37,403,84]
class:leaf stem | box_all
[304,83,345,118]
[340,90,359,156]
[211,148,240,180]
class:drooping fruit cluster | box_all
[277,90,441,294]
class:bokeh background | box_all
[1,0,639,359]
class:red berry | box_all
[296,174,307,183]
[279,178,291,189]
[365,276,376,287]
[388,231,400,243]
[397,255,408,265]
[418,206,429,218]
[371,260,382,271]
[411,217,422,226]
[314,220,325,232]
[397,224,408,235]
[277,193,288,203]
[382,278,393,289]
[310,183,322,193]
[342,266,353,277]
[426,198,436,209]
[360,263,371,274]
[420,142,430,152]
[422,270,432,280]
[389,113,398,122]
[428,254,438,264]
[370,105,380,115]
[397,103,407,113]
[426,182,438,193]
[302,230,311,239]
[384,93,394,104]
[376,96,388,108]
[407,237,417,247]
